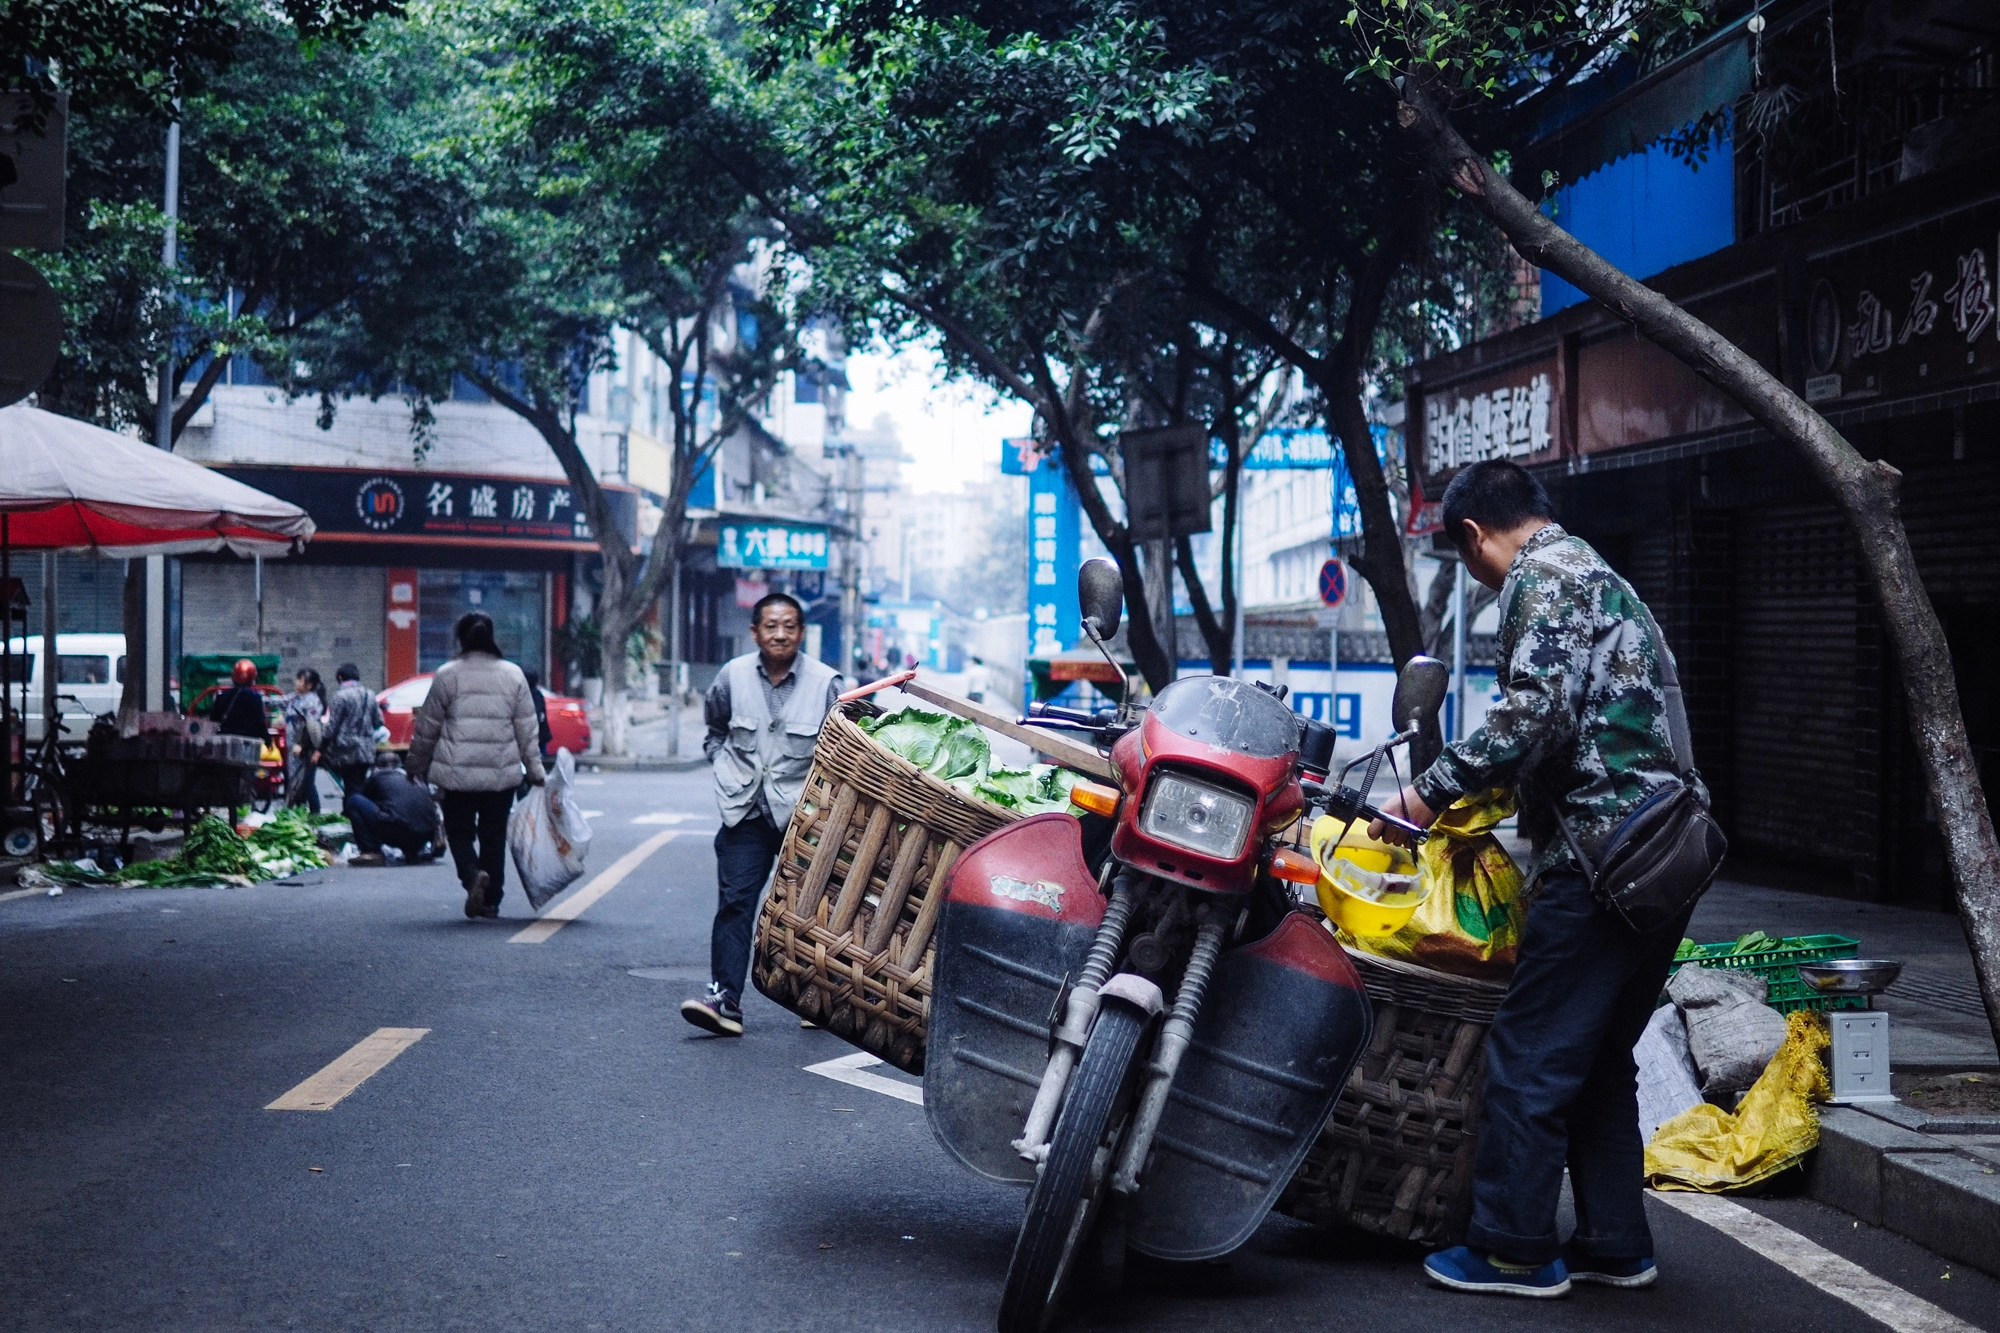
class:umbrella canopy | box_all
[0,404,314,557]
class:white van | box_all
[2,633,128,744]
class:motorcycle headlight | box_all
[1139,770,1255,860]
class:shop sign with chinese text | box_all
[717,519,831,570]
[213,466,638,549]
[1419,361,1558,478]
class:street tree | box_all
[303,0,790,754]
[32,6,442,438]
[1339,0,2000,1045]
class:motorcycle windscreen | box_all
[923,813,1105,1185]
[1128,912,1373,1261]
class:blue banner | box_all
[717,518,831,570]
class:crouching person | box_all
[345,753,442,866]
[680,593,840,1036]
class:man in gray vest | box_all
[681,592,841,1036]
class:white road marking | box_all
[632,811,709,825]
[267,1027,429,1111]
[804,1050,924,1106]
[1653,1192,1981,1333]
[508,830,680,945]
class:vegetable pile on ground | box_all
[859,706,1083,815]
[36,810,332,887]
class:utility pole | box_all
[144,118,181,715]
[838,440,863,677]
[1450,558,1468,742]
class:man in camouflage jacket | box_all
[1378,460,1696,1300]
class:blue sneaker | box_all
[1423,1246,1571,1298]
[1560,1244,1657,1288]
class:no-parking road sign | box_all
[1318,558,1348,607]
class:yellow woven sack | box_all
[1646,1010,1831,1192]
[1349,787,1525,980]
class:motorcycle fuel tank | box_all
[1127,912,1372,1261]
[924,813,1106,1185]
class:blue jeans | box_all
[711,814,782,1002]
[1466,870,1692,1264]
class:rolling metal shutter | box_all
[182,563,387,687]
[1731,504,1858,868]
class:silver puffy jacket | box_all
[405,653,548,792]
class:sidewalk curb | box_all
[582,755,707,773]
[1808,1105,2000,1277]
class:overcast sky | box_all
[843,345,1033,494]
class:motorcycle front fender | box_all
[923,813,1105,1185]
[1127,912,1372,1261]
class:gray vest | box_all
[712,651,838,829]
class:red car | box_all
[377,674,592,756]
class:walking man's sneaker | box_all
[1559,1244,1657,1288]
[464,869,490,920]
[1424,1246,1571,1298]
[681,984,744,1037]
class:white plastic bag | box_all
[508,748,593,910]
[1634,1003,1704,1143]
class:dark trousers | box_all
[334,764,370,797]
[441,789,515,905]
[344,793,431,859]
[1466,870,1692,1265]
[711,814,783,1001]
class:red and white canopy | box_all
[0,404,314,557]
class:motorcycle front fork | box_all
[1011,869,1227,1198]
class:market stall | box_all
[0,404,313,852]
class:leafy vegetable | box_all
[39,810,329,888]
[861,705,1085,815]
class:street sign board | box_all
[1318,558,1348,607]
[0,251,61,408]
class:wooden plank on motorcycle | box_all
[895,679,1117,781]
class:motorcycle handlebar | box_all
[1302,780,1430,843]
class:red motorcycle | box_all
[925,559,1447,1331]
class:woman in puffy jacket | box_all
[406,612,547,919]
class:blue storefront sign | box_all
[1003,440,1081,662]
[717,519,831,570]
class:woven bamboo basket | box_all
[1277,945,1509,1245]
[752,703,1022,1073]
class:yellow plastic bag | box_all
[1346,787,1525,980]
[1646,1010,1831,1192]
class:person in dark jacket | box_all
[322,663,384,795]
[208,659,271,740]
[344,754,442,866]
[523,669,554,756]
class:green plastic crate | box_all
[1667,932,1865,1014]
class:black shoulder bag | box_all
[1550,596,1729,934]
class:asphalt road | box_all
[2,769,1996,1333]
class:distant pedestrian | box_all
[208,659,270,740]
[322,663,384,797]
[284,668,327,811]
[962,654,990,704]
[524,668,553,757]
[1372,461,1698,1298]
[680,592,841,1036]
[345,753,442,866]
[406,612,545,920]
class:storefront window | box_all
[419,570,546,677]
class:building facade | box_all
[1412,2,1998,907]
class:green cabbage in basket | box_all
[860,706,1081,815]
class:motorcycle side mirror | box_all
[1392,655,1449,733]
[1077,558,1123,642]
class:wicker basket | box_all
[752,704,1022,1073]
[1277,946,1509,1245]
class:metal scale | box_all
[1799,959,1905,1104]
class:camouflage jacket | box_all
[1413,523,1697,887]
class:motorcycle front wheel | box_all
[997,1001,1148,1333]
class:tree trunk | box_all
[1396,78,2000,1049]
[598,612,632,757]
